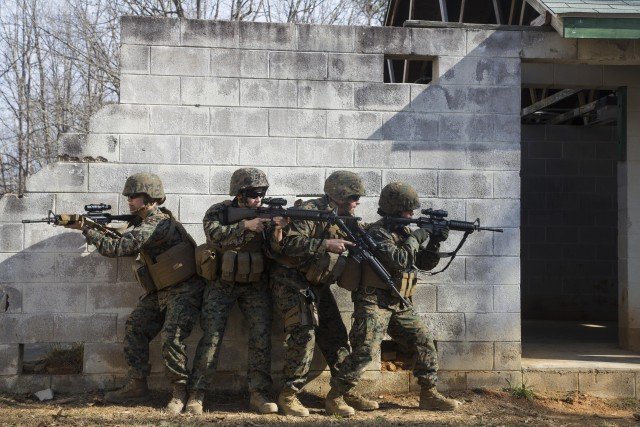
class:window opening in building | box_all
[384,56,433,84]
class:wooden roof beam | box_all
[521,88,581,117]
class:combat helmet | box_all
[378,182,420,216]
[324,170,365,202]
[122,173,166,204]
[229,168,269,196]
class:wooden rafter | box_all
[547,96,608,125]
[493,0,503,24]
[521,88,581,117]
[439,0,448,22]
[459,0,466,23]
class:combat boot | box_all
[166,383,188,414]
[344,391,379,411]
[325,388,355,417]
[277,388,309,417]
[104,377,149,403]
[185,390,205,415]
[250,391,278,414]
[419,386,460,411]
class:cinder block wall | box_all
[521,125,618,321]
[0,17,521,393]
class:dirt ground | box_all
[1,388,639,427]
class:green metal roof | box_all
[537,0,640,15]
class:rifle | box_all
[22,203,134,239]
[384,208,504,274]
[222,197,359,224]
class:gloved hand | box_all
[411,228,431,245]
[431,226,449,243]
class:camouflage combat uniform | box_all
[190,200,275,393]
[85,206,204,385]
[270,195,351,392]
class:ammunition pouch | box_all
[283,289,319,329]
[305,252,347,285]
[220,250,265,284]
[362,265,418,299]
[336,256,361,292]
[132,256,156,294]
[195,243,218,280]
[145,241,197,291]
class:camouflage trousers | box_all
[190,276,273,393]
[271,264,350,392]
[331,286,438,392]
[125,276,204,385]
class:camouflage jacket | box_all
[84,207,185,260]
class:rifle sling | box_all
[423,230,472,275]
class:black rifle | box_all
[384,208,503,274]
[22,203,134,239]
[222,197,359,224]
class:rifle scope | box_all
[84,203,111,212]
[422,208,448,218]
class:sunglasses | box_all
[347,195,361,202]
[243,189,267,199]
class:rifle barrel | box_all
[21,218,50,223]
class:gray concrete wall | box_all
[0,18,522,393]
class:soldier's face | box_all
[127,194,146,213]
[400,210,414,218]
[337,195,360,215]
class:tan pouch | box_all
[305,252,348,285]
[147,241,197,290]
[405,273,418,298]
[132,257,156,293]
[235,252,251,283]
[337,256,361,291]
[221,250,237,283]
[195,243,218,280]
[361,263,388,290]
[248,251,264,282]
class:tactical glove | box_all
[411,228,431,245]
[431,226,449,243]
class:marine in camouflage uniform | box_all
[271,170,369,417]
[72,173,204,414]
[187,168,278,415]
[328,182,459,414]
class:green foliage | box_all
[505,379,535,400]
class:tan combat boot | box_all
[344,391,379,411]
[104,377,149,403]
[185,390,205,415]
[166,383,188,414]
[277,388,309,417]
[419,386,460,411]
[325,388,355,417]
[250,391,278,414]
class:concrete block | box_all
[120,75,180,104]
[27,163,88,193]
[269,51,327,80]
[211,49,268,78]
[412,27,466,57]
[150,46,209,76]
[0,344,20,375]
[466,142,520,171]
[181,136,238,165]
[493,171,520,198]
[180,194,226,224]
[348,168,382,197]
[88,163,149,192]
[578,39,638,64]
[466,29,521,58]
[466,256,520,285]
[181,19,238,48]
[383,112,438,141]
[297,24,354,52]
[456,227,493,256]
[0,253,56,283]
[493,114,520,143]
[298,81,353,110]
[438,341,494,370]
[521,30,577,60]
[84,342,127,374]
[89,104,149,134]
[121,16,180,46]
[182,77,239,106]
[438,56,519,86]
[120,135,180,164]
[553,64,603,87]
[419,313,465,341]
[467,371,521,390]
[87,282,142,313]
[437,285,493,312]
[466,86,521,115]
[269,109,326,138]
[410,84,467,113]
[209,166,239,194]
[120,44,149,74]
[297,139,353,167]
[439,170,492,198]
[51,374,118,393]
[239,21,295,51]
[239,79,296,108]
[418,252,465,286]
[466,313,520,341]
[579,371,635,398]
[434,371,467,391]
[22,283,86,313]
[53,314,117,342]
[154,164,209,194]
[0,224,23,251]
[0,314,54,343]
[0,375,51,394]
[327,111,381,139]
[603,65,640,87]
[355,26,410,54]
[382,169,437,197]
[0,284,22,313]
[494,229,520,257]
[149,105,209,135]
[494,342,521,371]
[354,83,410,111]
[55,194,119,220]
[522,370,578,392]
[264,167,324,195]
[410,141,467,170]
[329,54,383,82]
[210,107,268,136]
[55,253,117,283]
[438,114,495,143]
[59,133,119,162]
[354,140,410,168]
[466,199,519,228]
[1,194,54,223]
